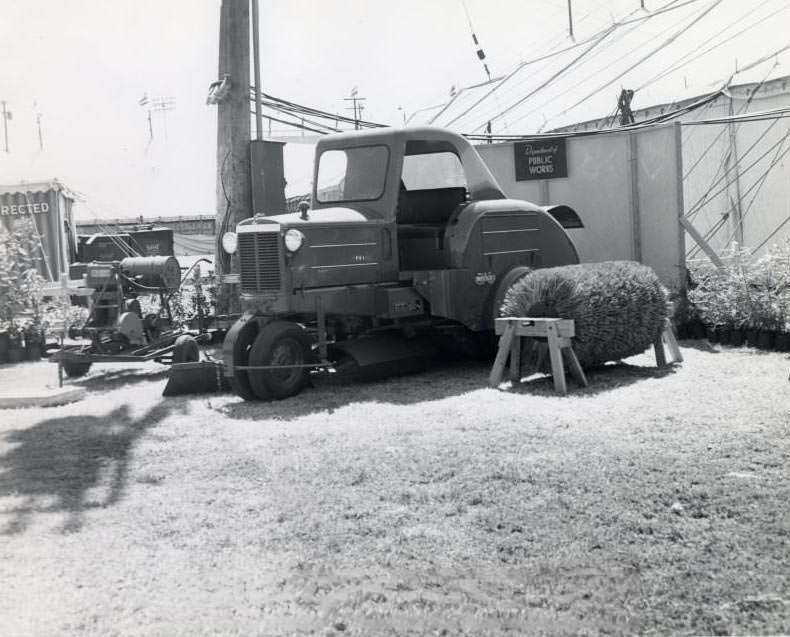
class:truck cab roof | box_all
[312,126,506,220]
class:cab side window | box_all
[397,151,468,225]
[401,152,467,191]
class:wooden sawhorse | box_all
[489,317,683,394]
[489,317,587,394]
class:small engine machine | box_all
[55,255,204,378]
[74,256,181,349]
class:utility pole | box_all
[251,0,263,140]
[344,88,366,130]
[567,0,574,40]
[36,112,43,150]
[1,101,10,153]
[215,0,252,314]
[151,97,175,141]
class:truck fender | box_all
[488,266,532,327]
[543,204,583,229]
[222,312,259,377]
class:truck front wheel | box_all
[247,321,311,400]
[224,315,259,401]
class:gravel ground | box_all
[0,343,788,636]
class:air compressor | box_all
[55,255,205,378]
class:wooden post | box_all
[488,321,516,387]
[509,331,521,382]
[680,216,724,269]
[546,323,567,394]
[628,132,642,262]
[215,0,252,315]
[655,318,683,367]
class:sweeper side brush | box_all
[499,261,669,370]
[162,360,229,396]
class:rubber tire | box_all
[229,321,259,402]
[247,322,311,400]
[492,266,533,323]
[172,335,199,363]
[62,360,92,378]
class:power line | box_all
[252,90,386,129]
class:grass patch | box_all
[0,347,788,635]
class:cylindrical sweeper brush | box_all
[499,261,670,373]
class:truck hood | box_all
[248,207,367,226]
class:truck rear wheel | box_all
[172,335,199,363]
[247,321,311,400]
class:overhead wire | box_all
[684,126,790,226]
[684,117,781,223]
[753,213,790,253]
[635,0,789,92]
[682,58,780,180]
[438,2,655,129]
[253,91,386,129]
[467,23,620,131]
[720,137,790,247]
[462,87,723,141]
[447,0,709,131]
[500,3,706,132]
[556,0,723,121]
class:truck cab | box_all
[224,126,581,400]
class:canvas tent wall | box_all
[555,76,790,258]
[476,122,685,291]
[0,180,76,281]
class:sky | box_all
[0,0,787,220]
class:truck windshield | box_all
[316,145,389,203]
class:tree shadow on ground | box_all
[0,399,186,535]
[217,357,678,422]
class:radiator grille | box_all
[238,232,281,293]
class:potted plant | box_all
[23,321,45,360]
[688,264,729,343]
[6,322,25,363]
[0,323,9,364]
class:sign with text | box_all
[514,138,568,181]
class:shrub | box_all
[688,241,790,333]
[0,217,49,335]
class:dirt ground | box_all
[0,342,788,636]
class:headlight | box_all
[284,228,305,252]
[221,231,237,254]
